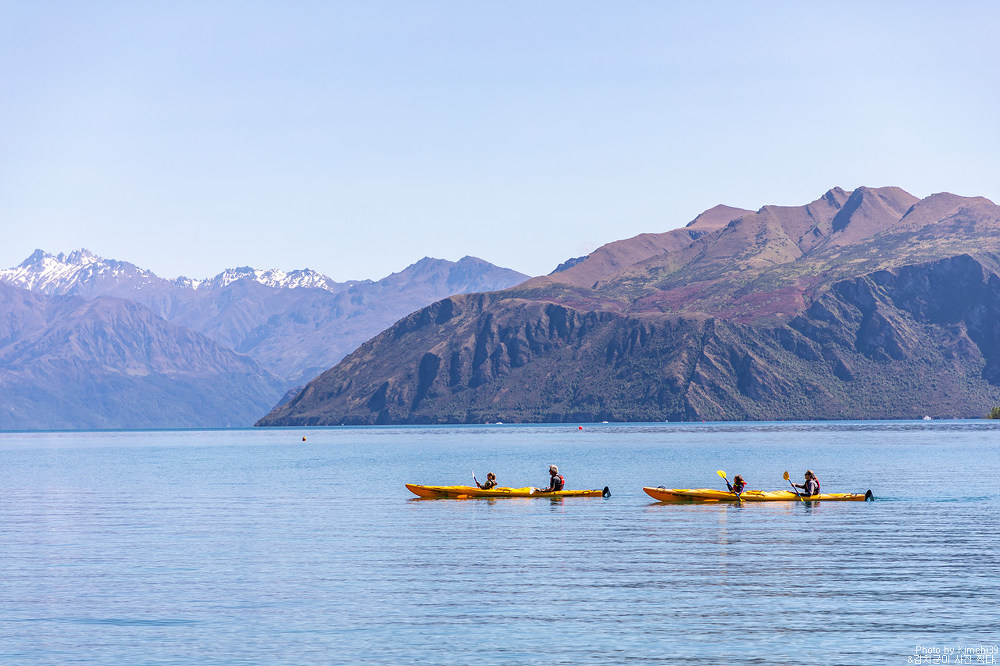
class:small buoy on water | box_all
[302,436,307,442]
[578,426,583,430]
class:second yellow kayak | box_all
[643,487,873,502]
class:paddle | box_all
[716,469,742,503]
[783,470,804,501]
[472,470,478,488]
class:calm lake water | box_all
[1,422,998,665]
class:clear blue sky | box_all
[2,1,998,281]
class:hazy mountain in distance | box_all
[0,251,528,428]
[1,251,529,385]
[0,282,282,430]
[257,186,1000,426]
[165,256,529,383]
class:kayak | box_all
[643,487,874,502]
[406,484,611,499]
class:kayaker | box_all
[538,465,564,493]
[792,470,820,496]
[476,472,497,490]
[732,475,746,496]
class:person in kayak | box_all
[792,470,820,496]
[538,465,564,493]
[732,475,746,496]
[476,472,497,490]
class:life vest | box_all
[553,474,564,491]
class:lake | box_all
[1,422,998,664]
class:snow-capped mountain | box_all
[195,266,362,292]
[0,249,355,294]
[0,248,530,429]
[0,250,527,383]
[0,249,167,295]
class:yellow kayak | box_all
[406,484,611,499]
[643,487,873,502]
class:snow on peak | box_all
[198,266,340,291]
[1,248,141,294]
[63,249,99,265]
[173,276,202,290]
[2,249,343,294]
[19,248,53,268]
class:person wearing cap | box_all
[792,470,820,496]
[476,472,497,490]
[538,465,564,493]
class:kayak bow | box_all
[643,487,873,502]
[407,484,611,499]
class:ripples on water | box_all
[0,422,997,664]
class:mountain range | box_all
[257,186,1000,426]
[0,251,528,429]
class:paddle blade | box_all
[716,470,727,479]
[783,471,790,481]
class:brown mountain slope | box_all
[526,204,752,290]
[258,188,1000,426]
[524,187,1000,323]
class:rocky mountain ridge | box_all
[520,186,999,322]
[258,186,1000,426]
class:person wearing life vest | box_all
[476,472,497,490]
[539,465,564,493]
[732,475,747,496]
[793,470,820,496]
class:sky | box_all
[1,1,998,282]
